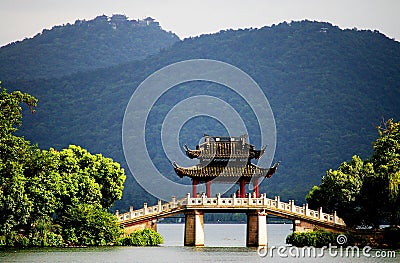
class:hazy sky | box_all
[1,0,399,46]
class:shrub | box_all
[286,230,339,247]
[315,230,336,247]
[59,204,123,246]
[14,234,30,247]
[4,231,30,247]
[46,232,63,247]
[118,228,164,246]
[27,217,63,247]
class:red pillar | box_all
[206,181,211,198]
[240,178,246,198]
[254,178,259,198]
[192,179,197,197]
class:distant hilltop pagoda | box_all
[173,134,279,198]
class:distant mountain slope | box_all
[5,20,400,211]
[0,15,179,80]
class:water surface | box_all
[1,224,397,263]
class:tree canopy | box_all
[307,119,400,228]
[0,87,38,235]
[0,86,126,246]
[370,119,400,226]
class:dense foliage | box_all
[2,20,400,214]
[370,119,400,226]
[0,87,38,237]
[286,230,339,247]
[0,87,125,247]
[60,204,122,246]
[0,15,179,80]
[307,119,400,227]
[286,230,365,247]
[306,156,372,226]
[118,228,163,246]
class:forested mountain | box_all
[0,15,179,80]
[3,20,400,212]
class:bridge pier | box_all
[184,210,204,246]
[246,211,267,247]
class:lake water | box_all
[0,224,397,263]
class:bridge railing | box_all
[116,193,345,226]
[116,196,188,222]
[185,193,345,225]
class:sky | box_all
[1,0,399,47]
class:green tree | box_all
[369,119,400,226]
[306,155,373,226]
[0,86,37,235]
[1,86,126,246]
[57,146,103,209]
[307,119,400,228]
[59,203,122,246]
[56,145,125,210]
[45,145,126,245]
[0,86,37,136]
[23,148,62,228]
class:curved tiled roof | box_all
[172,162,279,179]
[184,142,266,160]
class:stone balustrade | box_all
[116,193,345,226]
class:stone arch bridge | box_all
[116,193,348,247]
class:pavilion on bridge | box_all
[172,134,279,198]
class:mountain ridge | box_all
[0,14,179,80]
[3,19,400,212]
